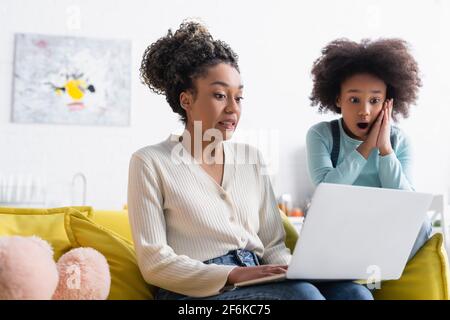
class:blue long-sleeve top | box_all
[306,118,414,190]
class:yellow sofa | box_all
[1,206,449,300]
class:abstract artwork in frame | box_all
[12,33,131,126]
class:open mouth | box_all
[218,121,236,130]
[356,122,369,129]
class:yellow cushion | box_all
[0,206,93,260]
[64,209,155,300]
[374,233,450,300]
[91,209,133,243]
[280,210,298,253]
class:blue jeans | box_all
[408,218,433,261]
[155,249,373,300]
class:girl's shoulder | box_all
[308,120,333,133]
[390,125,411,149]
[390,124,407,136]
[306,121,334,143]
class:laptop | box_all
[235,183,434,287]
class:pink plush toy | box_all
[53,247,111,300]
[0,236,110,300]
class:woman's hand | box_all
[376,99,394,156]
[227,265,288,285]
[357,106,384,159]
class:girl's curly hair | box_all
[310,38,422,121]
[140,21,239,124]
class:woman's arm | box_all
[306,126,367,186]
[128,154,236,298]
[255,150,292,265]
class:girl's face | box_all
[336,73,387,140]
[180,63,243,141]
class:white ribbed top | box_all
[127,135,291,297]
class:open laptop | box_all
[235,183,434,287]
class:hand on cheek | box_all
[357,105,384,159]
[376,99,394,156]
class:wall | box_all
[1,0,449,209]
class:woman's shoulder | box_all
[131,139,174,166]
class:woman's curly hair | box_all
[310,38,422,121]
[140,21,239,124]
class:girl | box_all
[128,22,372,300]
[306,38,430,260]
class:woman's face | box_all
[180,63,243,141]
[336,73,387,140]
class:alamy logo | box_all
[170,121,279,176]
[366,265,382,290]
[66,264,81,290]
[66,5,82,31]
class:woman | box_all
[128,21,373,300]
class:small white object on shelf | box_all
[0,173,46,207]
[279,194,293,213]
[71,172,87,206]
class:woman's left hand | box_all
[376,99,394,156]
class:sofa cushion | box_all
[373,233,450,300]
[91,209,133,243]
[280,210,298,253]
[0,206,92,260]
[64,209,155,300]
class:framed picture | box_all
[12,33,131,126]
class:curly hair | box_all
[310,38,422,121]
[140,21,239,124]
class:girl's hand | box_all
[377,99,394,156]
[357,107,384,159]
[226,264,288,285]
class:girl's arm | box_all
[378,134,414,190]
[128,154,236,298]
[376,102,414,190]
[306,127,367,186]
